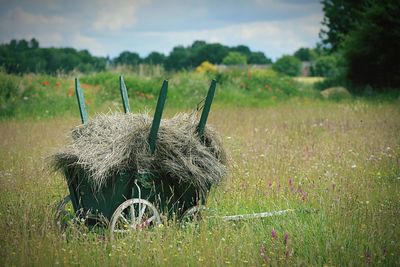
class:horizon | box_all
[0,0,323,60]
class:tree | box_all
[248,51,272,64]
[342,0,400,88]
[320,0,400,88]
[195,43,229,65]
[319,0,364,51]
[143,52,166,65]
[114,51,141,66]
[272,55,301,76]
[293,47,318,62]
[164,46,191,71]
[314,54,342,77]
[222,52,247,65]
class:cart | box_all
[55,76,218,239]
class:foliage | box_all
[0,39,106,74]
[293,47,317,62]
[113,51,141,67]
[320,0,400,89]
[222,52,247,65]
[313,53,344,78]
[0,69,308,119]
[248,51,272,64]
[341,0,400,88]
[319,0,364,51]
[272,55,301,77]
[195,61,218,74]
[143,52,166,65]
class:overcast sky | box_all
[0,0,324,60]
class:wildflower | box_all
[289,178,293,187]
[259,244,268,263]
[42,80,49,86]
[271,229,277,239]
[284,232,289,245]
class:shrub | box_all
[195,61,218,74]
[272,55,301,76]
[222,52,247,65]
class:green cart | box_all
[56,77,218,239]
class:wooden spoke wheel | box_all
[181,205,205,225]
[110,198,161,240]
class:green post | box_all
[119,75,130,113]
[148,80,168,154]
[75,78,88,124]
[197,79,217,138]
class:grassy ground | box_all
[0,98,399,266]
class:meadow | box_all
[0,70,399,266]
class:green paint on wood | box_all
[197,79,217,138]
[119,75,130,113]
[75,78,88,124]
[149,80,168,154]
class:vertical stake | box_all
[75,78,88,124]
[119,75,130,113]
[148,80,168,154]
[197,79,217,139]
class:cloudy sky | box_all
[0,0,323,60]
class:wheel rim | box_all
[55,195,75,229]
[110,198,161,240]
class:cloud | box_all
[0,6,107,55]
[139,13,323,59]
[90,0,148,32]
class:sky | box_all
[0,0,324,60]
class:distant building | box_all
[301,61,314,76]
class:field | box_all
[0,72,399,266]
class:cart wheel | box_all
[110,198,161,240]
[181,205,205,225]
[55,195,75,229]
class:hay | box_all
[52,112,227,193]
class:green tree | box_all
[272,55,301,76]
[222,52,247,65]
[314,54,342,77]
[319,0,364,51]
[293,47,317,62]
[143,52,166,65]
[164,46,191,71]
[248,51,272,64]
[114,51,141,66]
[320,0,400,88]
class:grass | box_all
[0,69,317,120]
[0,98,399,266]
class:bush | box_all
[222,52,247,65]
[195,61,218,74]
[314,54,343,77]
[0,72,21,117]
[272,55,301,76]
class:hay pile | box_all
[52,112,227,193]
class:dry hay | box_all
[52,112,227,193]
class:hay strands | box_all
[74,76,218,152]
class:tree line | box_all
[319,0,400,90]
[0,39,273,74]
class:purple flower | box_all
[284,232,289,245]
[271,229,277,239]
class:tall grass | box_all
[0,100,399,266]
[0,69,315,120]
